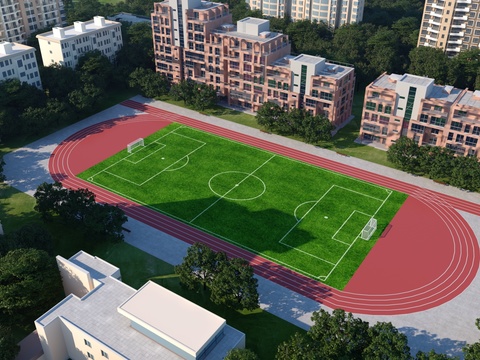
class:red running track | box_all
[47,100,480,315]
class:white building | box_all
[0,41,41,88]
[246,0,364,28]
[0,0,66,43]
[35,251,245,360]
[36,16,123,69]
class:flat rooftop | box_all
[212,27,283,43]
[37,18,119,40]
[0,42,35,58]
[372,73,463,103]
[238,17,268,25]
[458,90,480,109]
[272,55,353,79]
[118,281,225,354]
[293,54,325,65]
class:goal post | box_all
[361,217,377,240]
[127,138,144,153]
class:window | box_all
[473,126,480,135]
[372,91,380,98]
[366,101,375,111]
[456,134,464,143]
[420,114,429,123]
[430,117,446,127]
[311,89,318,97]
[457,110,467,117]
[305,98,317,107]
[84,339,91,347]
[434,105,442,111]
[384,106,392,114]
[466,137,478,147]
[447,132,454,141]
[465,124,471,133]
[268,79,276,88]
[411,124,425,134]
[320,92,333,101]
[101,350,109,358]
[377,104,383,112]
[431,128,439,135]
[87,353,94,359]
[451,121,462,131]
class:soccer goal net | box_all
[361,218,377,240]
[127,138,144,153]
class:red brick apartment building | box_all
[360,72,480,158]
[151,0,355,127]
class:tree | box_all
[175,243,227,290]
[464,319,480,359]
[363,322,411,360]
[256,101,284,132]
[0,157,5,183]
[276,332,315,360]
[34,181,66,221]
[170,79,196,105]
[40,64,80,100]
[0,249,63,326]
[387,136,421,173]
[409,47,449,84]
[76,50,114,91]
[450,155,480,191]
[308,309,370,359]
[210,257,259,311]
[448,49,480,90]
[302,113,334,143]
[116,22,155,71]
[225,348,259,360]
[129,68,170,98]
[0,325,19,360]
[5,223,54,256]
[416,349,457,359]
[192,83,217,111]
[83,203,128,243]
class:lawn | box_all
[79,123,407,289]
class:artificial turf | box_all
[79,123,407,289]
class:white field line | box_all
[189,155,276,223]
[124,143,166,164]
[321,189,394,282]
[334,184,390,202]
[331,210,372,245]
[88,125,183,179]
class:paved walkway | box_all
[5,96,480,358]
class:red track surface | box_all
[48,100,480,315]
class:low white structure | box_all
[0,41,41,88]
[36,16,123,69]
[35,251,245,360]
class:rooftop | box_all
[119,281,225,354]
[0,42,35,58]
[36,17,120,41]
[458,90,480,109]
[238,17,269,25]
[35,252,242,359]
[272,55,353,79]
[212,27,284,43]
[292,54,325,65]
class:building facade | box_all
[0,41,41,88]
[36,16,123,68]
[418,0,480,57]
[0,0,66,43]
[360,72,480,158]
[35,251,245,360]
[246,0,364,28]
[152,0,355,126]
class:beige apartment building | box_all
[35,251,245,360]
[360,72,480,158]
[246,0,364,28]
[0,0,65,43]
[0,41,41,88]
[152,0,355,126]
[418,0,480,57]
[37,16,123,68]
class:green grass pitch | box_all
[79,123,407,289]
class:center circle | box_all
[209,171,266,201]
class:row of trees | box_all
[170,79,218,111]
[175,243,259,311]
[276,309,480,360]
[387,137,480,192]
[256,101,334,143]
[34,182,128,242]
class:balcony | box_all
[428,19,441,26]
[429,10,443,18]
[446,46,461,52]
[230,90,251,101]
[426,34,438,41]
[450,31,464,36]
[451,23,466,28]
[453,15,468,20]
[432,3,444,9]
[427,26,439,34]
[448,39,462,44]
[457,0,471,3]
[454,7,470,12]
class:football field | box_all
[79,123,407,289]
